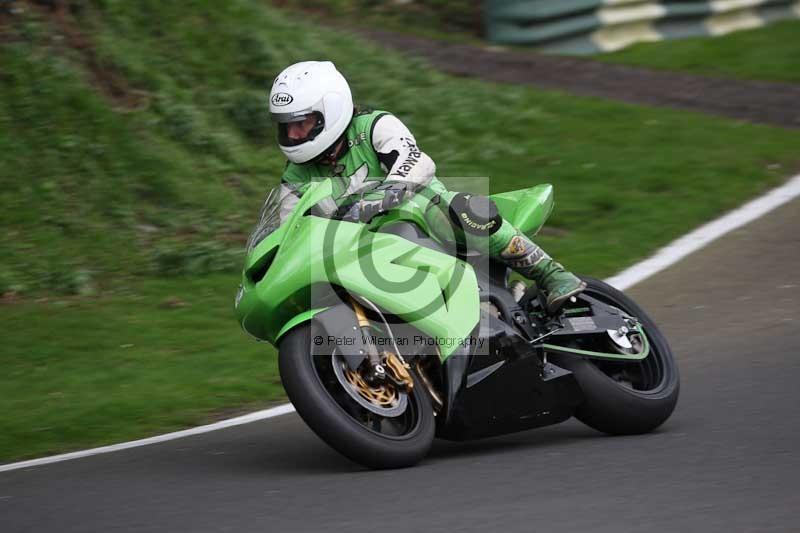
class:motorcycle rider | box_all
[269,61,585,314]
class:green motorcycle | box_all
[235,179,679,469]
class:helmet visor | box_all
[273,110,325,147]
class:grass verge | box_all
[0,274,282,463]
[598,20,800,83]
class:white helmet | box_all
[269,61,353,164]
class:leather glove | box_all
[339,202,361,223]
[339,183,408,223]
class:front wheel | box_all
[279,324,435,469]
[549,276,680,435]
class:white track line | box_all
[2,173,799,474]
[0,404,296,473]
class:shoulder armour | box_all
[353,105,375,117]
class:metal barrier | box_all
[486,0,800,54]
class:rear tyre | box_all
[550,276,680,435]
[279,324,435,469]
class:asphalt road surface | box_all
[2,199,799,533]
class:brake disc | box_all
[331,354,408,417]
[607,328,633,350]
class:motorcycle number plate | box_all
[567,316,597,332]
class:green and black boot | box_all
[499,234,586,315]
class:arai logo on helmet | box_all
[271,92,293,107]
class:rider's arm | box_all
[280,162,339,219]
[373,114,436,191]
[277,183,300,222]
[343,114,436,222]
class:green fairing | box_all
[236,180,482,359]
[490,184,553,237]
[276,307,329,340]
[368,194,431,235]
[237,179,560,360]
[373,182,554,250]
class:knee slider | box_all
[448,193,502,237]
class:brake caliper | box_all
[384,351,414,390]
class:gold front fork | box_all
[350,297,414,390]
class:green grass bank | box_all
[599,20,800,83]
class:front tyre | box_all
[279,324,435,469]
[550,276,680,435]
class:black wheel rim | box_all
[309,351,423,440]
[572,287,670,394]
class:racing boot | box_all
[500,234,586,315]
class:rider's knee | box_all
[447,193,502,238]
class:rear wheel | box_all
[279,324,435,469]
[549,276,680,435]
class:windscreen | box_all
[245,187,297,253]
